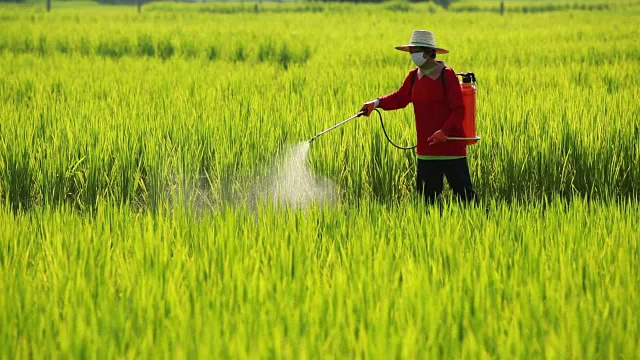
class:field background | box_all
[1,0,639,358]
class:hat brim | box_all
[395,45,449,54]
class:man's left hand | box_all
[427,130,447,146]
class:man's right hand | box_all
[359,100,377,117]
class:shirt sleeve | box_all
[440,68,465,136]
[377,69,415,111]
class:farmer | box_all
[360,30,476,204]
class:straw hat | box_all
[395,30,449,54]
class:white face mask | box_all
[411,52,427,67]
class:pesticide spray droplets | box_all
[268,142,336,209]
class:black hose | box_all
[372,108,416,150]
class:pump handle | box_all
[456,72,476,83]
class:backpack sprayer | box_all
[309,72,481,148]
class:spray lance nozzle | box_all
[308,111,366,144]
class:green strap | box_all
[421,65,438,75]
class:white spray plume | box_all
[268,141,336,209]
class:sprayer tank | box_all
[459,74,478,145]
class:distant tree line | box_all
[96,0,196,3]
[309,0,384,3]
[0,0,454,9]
[95,0,145,4]
[309,0,452,9]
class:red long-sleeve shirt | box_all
[378,65,466,157]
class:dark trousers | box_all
[416,158,476,204]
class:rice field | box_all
[1,1,639,357]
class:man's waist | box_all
[416,141,467,157]
[417,155,466,160]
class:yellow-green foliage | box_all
[1,199,639,358]
[0,2,639,358]
[0,4,639,209]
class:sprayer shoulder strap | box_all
[409,67,448,93]
[441,67,447,97]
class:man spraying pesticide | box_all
[311,30,480,205]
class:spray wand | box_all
[309,109,416,150]
[308,111,366,144]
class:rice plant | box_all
[0,1,639,358]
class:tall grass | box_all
[1,199,639,358]
[0,7,639,209]
[0,4,639,357]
